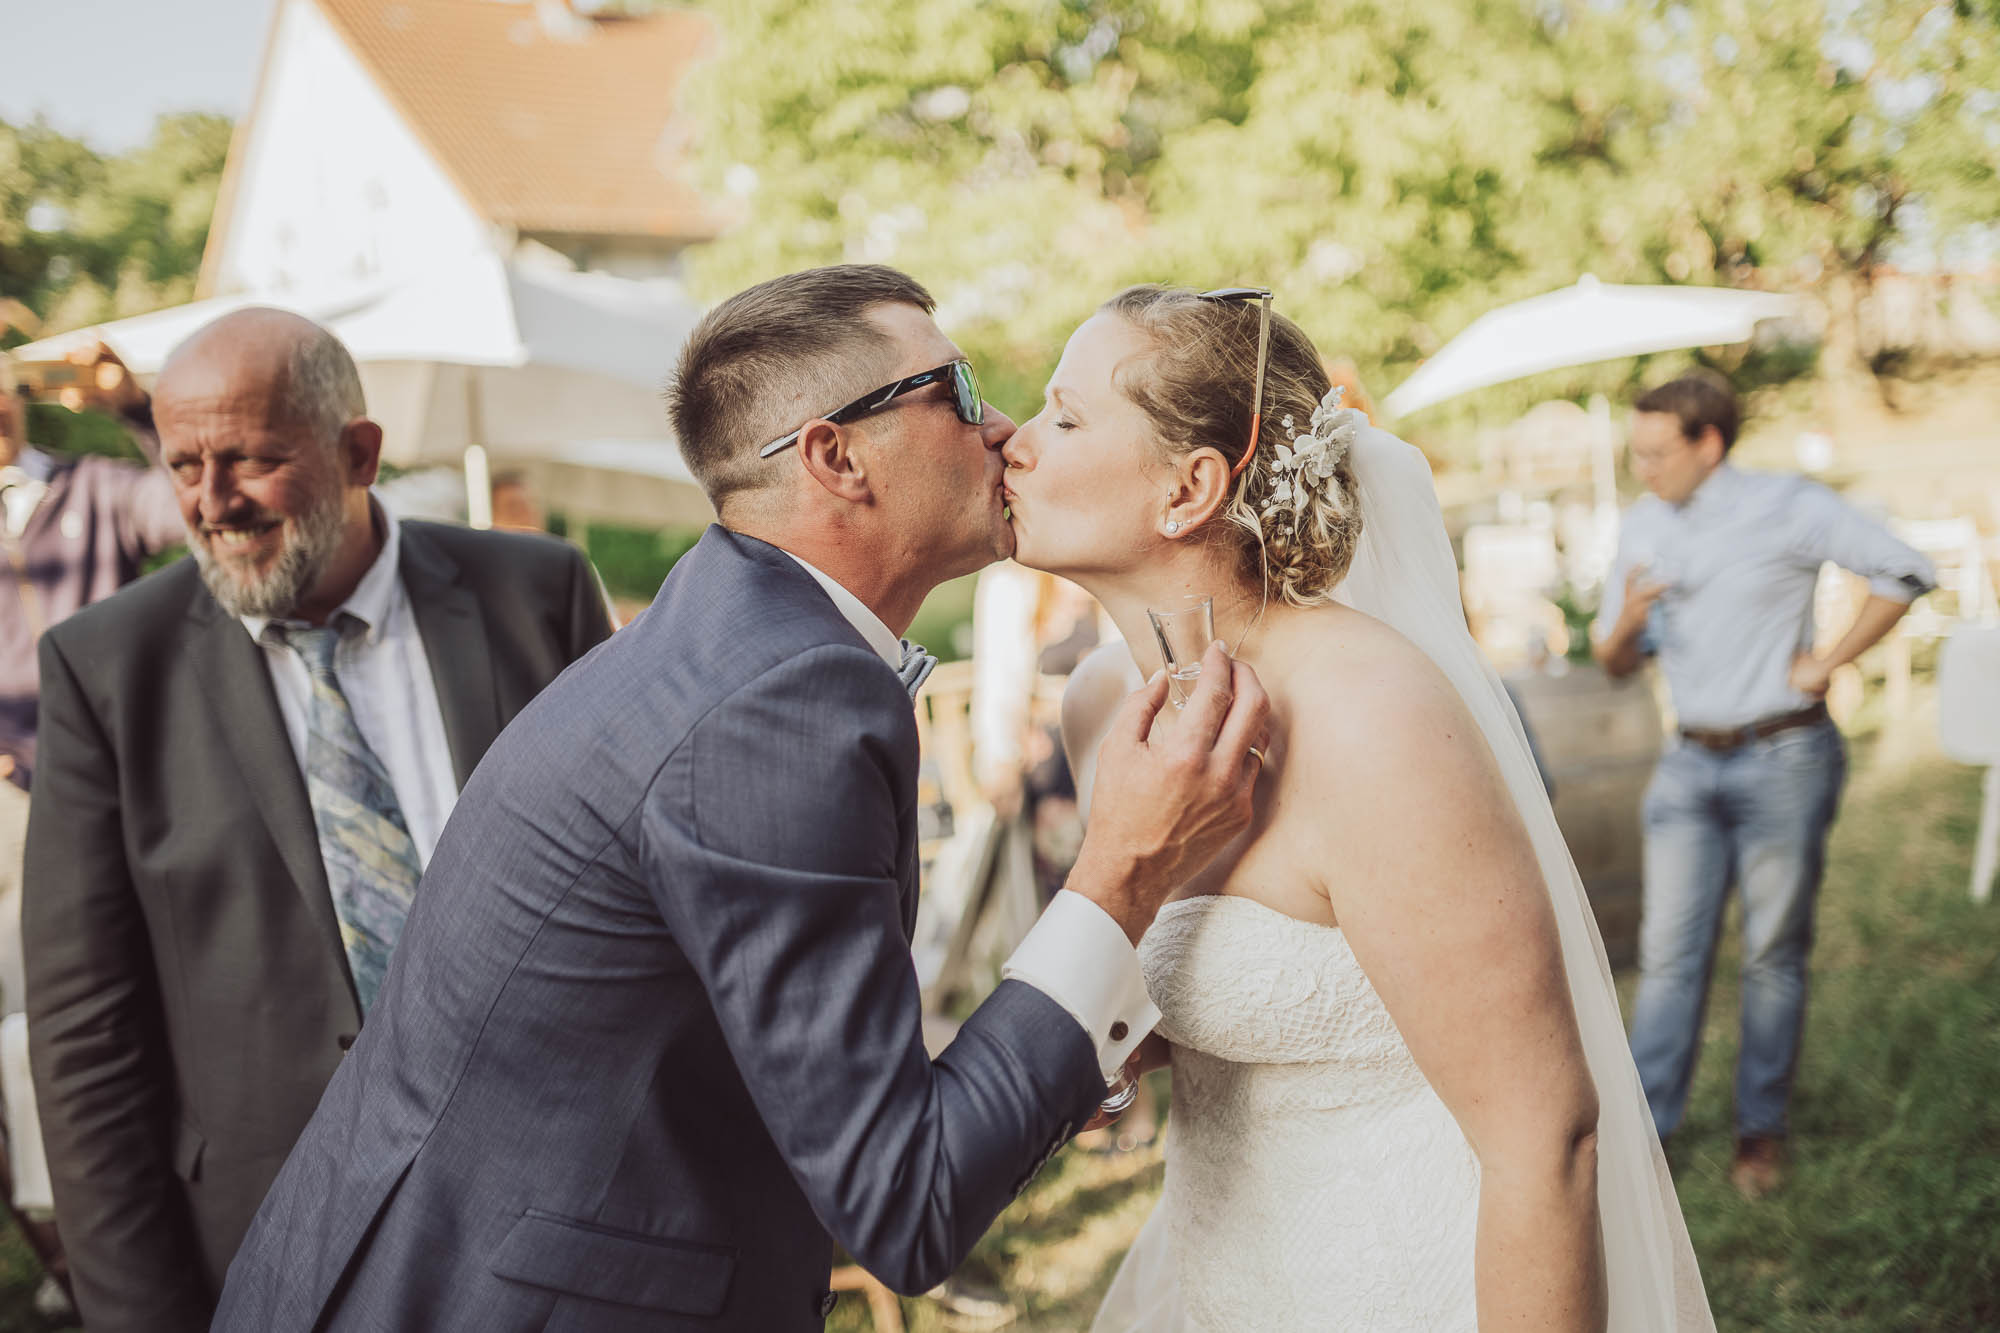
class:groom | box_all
[216,264,1269,1331]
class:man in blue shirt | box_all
[1593,372,1934,1199]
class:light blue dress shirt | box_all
[1598,464,1935,729]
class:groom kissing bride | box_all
[218,264,1714,1331]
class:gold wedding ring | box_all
[1247,745,1265,767]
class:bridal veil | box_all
[1092,426,1714,1331]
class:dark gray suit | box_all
[215,526,1103,1332]
[23,521,612,1333]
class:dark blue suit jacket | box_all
[215,527,1103,1331]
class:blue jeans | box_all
[1627,719,1847,1141]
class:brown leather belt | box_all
[1680,702,1829,753]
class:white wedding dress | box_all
[1091,426,1714,1332]
[1140,894,1480,1328]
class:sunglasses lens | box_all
[954,361,983,425]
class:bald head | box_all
[155,308,387,624]
[157,307,366,448]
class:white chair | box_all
[1937,623,2000,902]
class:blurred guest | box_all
[1322,356,1376,422]
[971,564,1107,899]
[0,344,182,792]
[23,309,612,1332]
[1593,371,1934,1198]
[488,469,547,533]
[0,343,183,1309]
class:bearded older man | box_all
[22,308,613,1333]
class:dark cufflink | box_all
[1109,1020,1129,1042]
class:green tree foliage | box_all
[0,113,233,343]
[680,0,2000,430]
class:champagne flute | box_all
[1099,1065,1140,1117]
[1146,595,1215,709]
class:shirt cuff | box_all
[1867,572,1932,604]
[1002,890,1160,1081]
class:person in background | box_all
[0,343,181,787]
[1592,371,1935,1198]
[972,564,1106,900]
[970,568,1157,1158]
[23,309,613,1332]
[488,470,548,534]
[0,342,184,1316]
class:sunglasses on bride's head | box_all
[758,359,985,459]
[1198,287,1274,479]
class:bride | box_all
[1000,285,1713,1330]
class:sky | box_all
[0,0,279,152]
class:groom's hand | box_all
[1067,640,1270,944]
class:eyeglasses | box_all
[1199,287,1273,479]
[758,359,985,459]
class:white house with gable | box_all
[200,0,719,298]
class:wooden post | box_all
[1974,766,1999,905]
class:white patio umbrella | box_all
[1382,276,1803,419]
[15,253,712,529]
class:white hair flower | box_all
[1258,385,1358,521]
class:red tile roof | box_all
[316,0,720,240]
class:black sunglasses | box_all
[759,359,985,459]
[1199,286,1273,478]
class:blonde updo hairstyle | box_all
[1103,285,1364,607]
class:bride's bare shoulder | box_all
[1291,611,1483,765]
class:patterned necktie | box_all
[270,618,421,1013]
[898,639,937,699]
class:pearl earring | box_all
[1165,520,1181,535]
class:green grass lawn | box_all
[3,720,1991,1331]
[1655,727,2000,1332]
[0,1225,65,1333]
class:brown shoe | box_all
[1729,1135,1786,1199]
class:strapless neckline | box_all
[1156,892,1345,937]
[1129,879,1484,1330]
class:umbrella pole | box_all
[463,369,493,530]
[1589,394,1618,514]
[464,444,493,530]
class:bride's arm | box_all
[1306,650,1607,1333]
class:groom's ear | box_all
[796,419,874,503]
[1165,446,1234,534]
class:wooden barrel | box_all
[1504,664,1665,969]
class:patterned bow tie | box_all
[898,640,937,699]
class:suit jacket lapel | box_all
[399,525,500,788]
[188,594,351,984]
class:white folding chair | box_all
[1937,623,2000,902]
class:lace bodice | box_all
[1134,894,1481,1331]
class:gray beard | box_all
[189,492,350,620]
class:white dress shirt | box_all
[244,502,459,867]
[783,549,1158,1080]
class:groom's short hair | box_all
[669,265,935,509]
